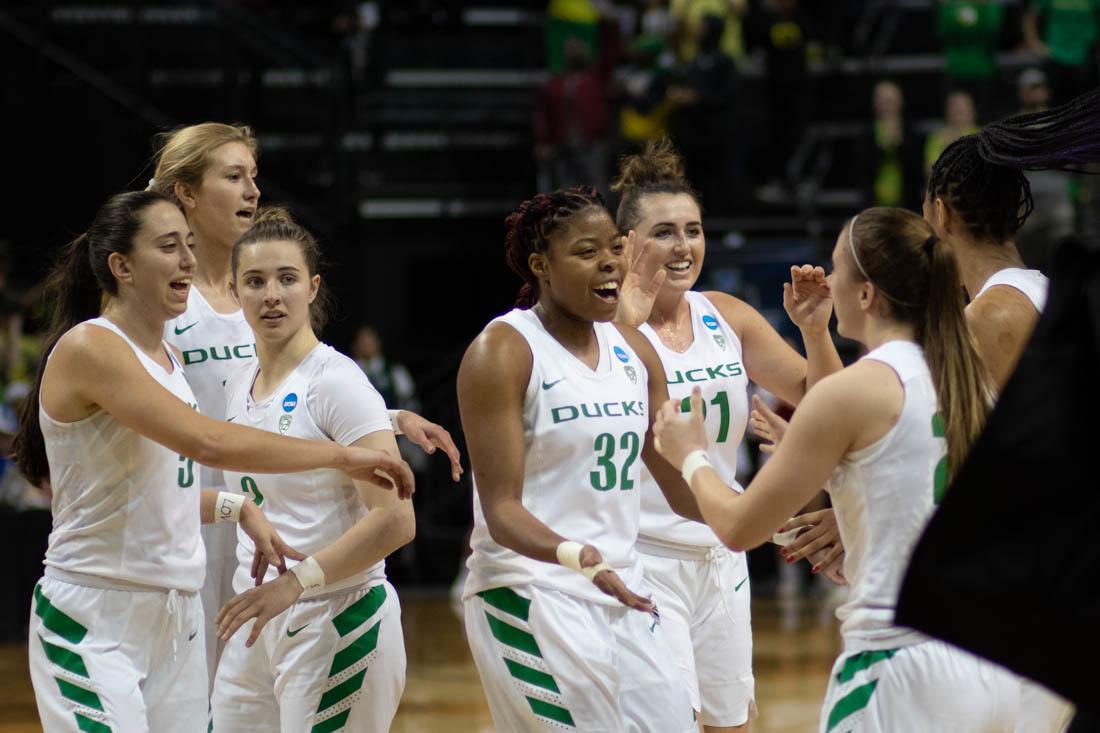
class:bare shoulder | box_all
[613,322,656,359]
[966,287,1038,339]
[458,320,533,394]
[701,290,754,325]
[51,322,135,372]
[801,359,901,421]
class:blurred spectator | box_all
[534,36,611,192]
[351,325,426,473]
[669,13,739,214]
[546,0,601,73]
[640,0,673,38]
[671,0,749,67]
[936,0,1004,119]
[924,89,980,175]
[1015,68,1076,272]
[614,34,673,145]
[0,294,39,396]
[1023,0,1100,103]
[860,81,924,209]
[747,0,816,187]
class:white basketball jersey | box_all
[165,287,256,492]
[221,344,394,598]
[974,267,1049,313]
[42,318,205,591]
[464,309,651,605]
[637,291,749,549]
[827,341,942,652]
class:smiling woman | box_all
[456,186,703,733]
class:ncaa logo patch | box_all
[282,393,298,412]
[613,346,630,363]
[702,314,719,331]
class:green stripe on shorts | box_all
[504,658,560,693]
[39,635,89,678]
[827,679,879,732]
[75,713,111,733]
[34,585,88,644]
[311,709,350,733]
[56,678,104,712]
[836,649,898,684]
[484,612,542,657]
[527,696,575,726]
[332,585,386,638]
[317,669,367,714]
[328,620,380,678]
[478,588,531,621]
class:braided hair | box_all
[503,186,605,308]
[928,87,1100,242]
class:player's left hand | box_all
[615,230,667,328]
[749,394,789,454]
[216,572,303,646]
[653,387,709,470]
[395,410,464,482]
[783,264,833,333]
[779,508,844,565]
[239,500,307,584]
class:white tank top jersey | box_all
[637,291,749,549]
[42,318,205,592]
[165,287,256,492]
[827,340,943,653]
[221,344,394,598]
[464,309,652,606]
[974,267,1049,313]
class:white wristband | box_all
[680,450,712,486]
[214,491,245,523]
[387,409,404,435]
[289,556,326,593]
[581,562,613,582]
[555,541,584,573]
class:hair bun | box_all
[252,206,296,228]
[611,138,687,193]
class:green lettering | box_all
[727,362,744,376]
[622,401,643,417]
[552,406,579,424]
[685,369,708,383]
[177,455,194,488]
[932,413,948,504]
[667,370,686,386]
[590,433,617,490]
[232,344,255,359]
[580,403,603,419]
[602,402,623,418]
[182,349,207,365]
[210,346,233,361]
[240,476,264,507]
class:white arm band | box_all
[680,450,712,486]
[387,409,404,435]
[289,556,326,593]
[214,491,246,523]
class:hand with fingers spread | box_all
[578,545,656,613]
[393,410,464,482]
[616,230,668,328]
[216,572,304,646]
[749,394,789,454]
[238,500,308,584]
[777,509,847,585]
[342,447,416,499]
[653,387,709,469]
[783,264,833,333]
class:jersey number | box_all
[240,476,264,507]
[932,412,947,505]
[590,432,641,491]
[679,390,732,443]
[177,455,194,488]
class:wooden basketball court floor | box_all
[0,593,838,732]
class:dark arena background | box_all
[0,1,1093,731]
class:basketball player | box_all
[653,207,1017,732]
[208,207,412,731]
[14,191,412,733]
[149,123,461,682]
[610,139,843,732]
[458,187,703,732]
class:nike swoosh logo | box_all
[287,624,308,637]
[174,323,197,335]
[227,416,236,422]
[734,576,748,592]
[541,378,565,390]
[188,631,197,641]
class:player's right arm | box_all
[42,324,413,493]
[457,322,654,611]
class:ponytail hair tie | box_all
[923,235,939,255]
[146,178,157,192]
